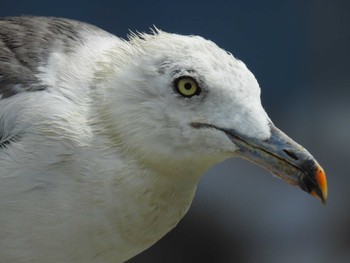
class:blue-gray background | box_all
[2,1,349,262]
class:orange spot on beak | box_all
[312,166,328,204]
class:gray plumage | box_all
[0,16,109,98]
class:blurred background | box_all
[1,1,349,262]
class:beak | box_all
[192,122,328,204]
[227,124,327,204]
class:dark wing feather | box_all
[0,16,106,99]
[0,16,111,148]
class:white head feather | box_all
[97,30,271,175]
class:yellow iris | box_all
[176,77,199,97]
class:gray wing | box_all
[0,16,113,148]
[0,16,109,99]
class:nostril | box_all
[283,149,299,161]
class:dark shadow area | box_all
[128,208,248,263]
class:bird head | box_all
[102,30,327,203]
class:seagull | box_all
[0,16,327,262]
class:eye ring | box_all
[174,77,201,98]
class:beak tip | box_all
[316,166,328,205]
[309,166,328,205]
[298,162,327,205]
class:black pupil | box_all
[184,82,192,90]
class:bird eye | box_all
[174,77,201,97]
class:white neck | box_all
[83,142,202,261]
